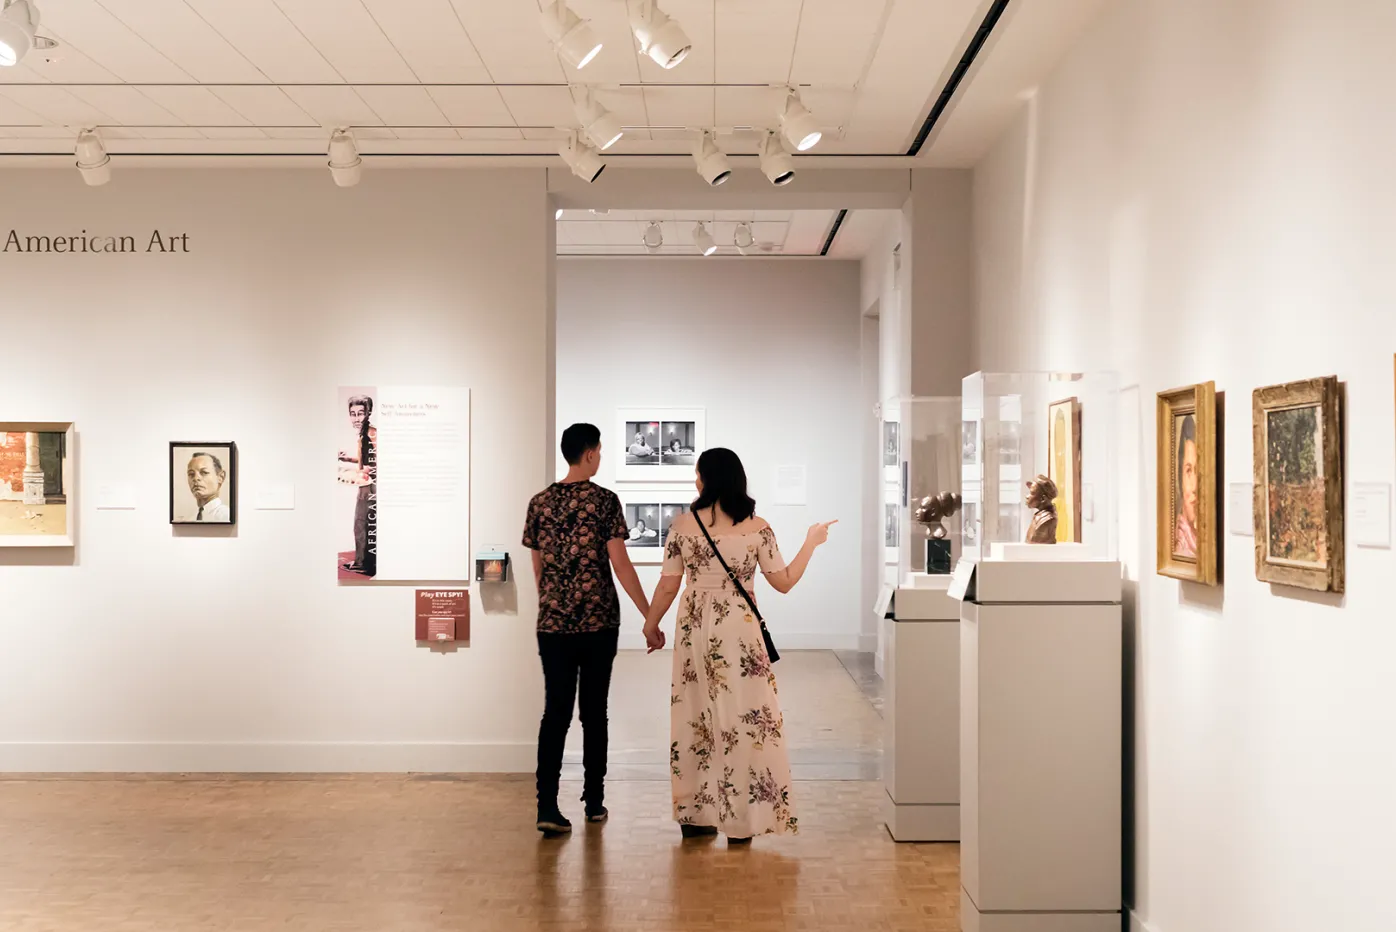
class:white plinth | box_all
[884,575,959,842]
[959,561,1122,931]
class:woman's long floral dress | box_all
[662,522,797,836]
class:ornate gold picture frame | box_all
[1156,383,1217,584]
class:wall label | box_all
[3,229,191,254]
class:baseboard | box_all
[1129,911,1155,932]
[0,742,535,774]
[617,631,863,651]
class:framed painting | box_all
[1156,383,1217,584]
[170,442,237,525]
[615,408,706,481]
[1047,397,1082,543]
[0,421,75,548]
[618,490,692,565]
[1252,376,1343,592]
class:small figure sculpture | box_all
[914,491,962,573]
[1025,474,1059,544]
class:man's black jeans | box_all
[536,628,619,810]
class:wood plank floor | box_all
[0,776,959,931]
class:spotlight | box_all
[642,221,664,253]
[0,0,53,67]
[559,132,605,183]
[692,222,717,257]
[779,89,822,152]
[540,0,602,70]
[629,0,691,70]
[74,128,110,186]
[759,132,795,186]
[571,87,623,151]
[691,131,731,187]
[733,221,755,255]
[327,128,361,187]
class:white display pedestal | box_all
[956,558,1122,932]
[883,573,959,842]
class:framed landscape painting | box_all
[0,422,75,548]
[1252,376,1344,593]
[1047,397,1082,543]
[1156,383,1217,584]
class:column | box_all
[22,431,44,505]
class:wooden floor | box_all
[0,776,958,931]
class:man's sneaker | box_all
[536,806,572,836]
[584,805,608,824]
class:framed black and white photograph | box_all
[620,491,692,564]
[882,420,899,467]
[170,442,237,525]
[616,408,705,481]
[884,501,900,565]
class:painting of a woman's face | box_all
[1176,413,1198,528]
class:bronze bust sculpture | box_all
[1025,474,1059,544]
[914,491,962,573]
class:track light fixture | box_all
[692,222,717,257]
[0,0,55,67]
[327,128,362,187]
[779,88,822,152]
[759,132,795,186]
[642,221,664,253]
[74,128,111,187]
[733,221,755,256]
[629,0,691,70]
[559,131,605,183]
[540,0,602,70]
[691,131,731,187]
[571,87,623,151]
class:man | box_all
[186,452,230,522]
[339,395,376,576]
[523,423,650,835]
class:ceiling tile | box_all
[67,86,183,128]
[209,87,317,128]
[427,86,516,128]
[200,126,271,139]
[393,127,460,140]
[0,63,48,84]
[3,125,78,138]
[354,86,449,127]
[38,1,193,82]
[0,86,115,126]
[263,126,329,140]
[282,86,384,128]
[7,48,119,84]
[497,85,575,130]
[715,86,780,134]
[789,0,886,86]
[716,0,801,84]
[642,85,713,131]
[92,0,266,82]
[140,86,251,126]
[448,0,566,86]
[0,92,48,127]
[273,0,417,83]
[137,126,206,139]
[185,0,342,83]
[361,0,492,83]
[455,127,525,141]
[355,126,398,140]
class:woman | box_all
[643,448,835,843]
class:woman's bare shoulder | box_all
[671,512,698,531]
[745,516,773,533]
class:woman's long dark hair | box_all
[692,448,756,524]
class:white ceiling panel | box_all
[200,126,270,139]
[0,93,47,126]
[0,86,114,126]
[38,1,192,83]
[789,0,888,87]
[427,86,517,128]
[497,85,577,130]
[93,0,265,83]
[393,127,460,140]
[6,47,120,84]
[272,0,417,84]
[210,87,316,128]
[715,86,780,134]
[264,126,330,140]
[716,0,800,84]
[282,86,384,128]
[3,125,78,138]
[642,85,714,131]
[140,86,251,126]
[68,86,183,127]
[448,0,567,86]
[354,86,450,127]
[0,63,48,84]
[455,127,525,141]
[360,0,492,84]
[137,126,207,139]
[184,0,341,83]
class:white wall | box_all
[972,2,1396,931]
[0,169,554,773]
[556,258,864,650]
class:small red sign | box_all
[415,589,469,643]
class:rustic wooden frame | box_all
[1251,376,1344,592]
[1047,397,1082,543]
[0,421,76,548]
[1156,383,1217,584]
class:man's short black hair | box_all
[561,423,602,465]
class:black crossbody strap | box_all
[693,510,762,622]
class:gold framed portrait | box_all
[1252,376,1344,593]
[1047,398,1081,543]
[1156,382,1217,584]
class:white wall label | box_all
[772,465,808,506]
[1351,482,1392,549]
[1229,483,1254,537]
[95,484,135,510]
[947,558,977,602]
[255,483,296,510]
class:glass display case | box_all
[883,396,962,584]
[961,371,1119,562]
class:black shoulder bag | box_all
[693,513,780,664]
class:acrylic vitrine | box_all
[883,396,963,584]
[961,372,1119,562]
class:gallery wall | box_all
[555,258,864,650]
[0,168,555,772]
[972,2,1396,931]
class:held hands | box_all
[805,520,839,548]
[644,622,667,654]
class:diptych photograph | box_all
[616,408,705,481]
[170,442,237,525]
[1156,383,1217,584]
[620,492,692,564]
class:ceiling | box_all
[0,0,1108,163]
